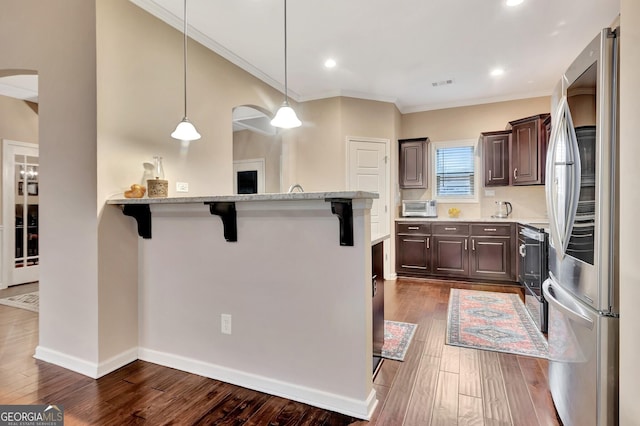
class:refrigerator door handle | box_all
[546,96,581,258]
[543,279,594,330]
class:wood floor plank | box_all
[403,355,440,426]
[440,344,460,373]
[478,349,513,426]
[497,353,538,426]
[459,394,485,426]
[423,319,446,358]
[430,371,459,426]
[374,337,426,426]
[459,348,482,398]
[517,356,560,426]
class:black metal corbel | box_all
[326,198,354,246]
[206,202,237,242]
[122,204,152,239]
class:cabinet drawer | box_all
[432,223,469,236]
[396,222,431,235]
[470,223,512,237]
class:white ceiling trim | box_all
[128,0,300,101]
[400,88,554,114]
[298,89,398,106]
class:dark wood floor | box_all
[0,278,560,425]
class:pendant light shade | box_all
[171,117,201,140]
[271,0,301,129]
[172,0,201,141]
[270,102,301,129]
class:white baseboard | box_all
[34,346,138,379]
[138,347,377,420]
[385,273,397,281]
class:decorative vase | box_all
[147,179,168,198]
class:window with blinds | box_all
[432,140,478,201]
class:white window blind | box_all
[435,145,475,197]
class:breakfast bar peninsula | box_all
[106,191,379,419]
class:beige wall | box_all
[618,2,638,424]
[400,97,551,219]
[96,0,287,202]
[0,0,100,366]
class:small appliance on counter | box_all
[517,223,549,333]
[492,201,512,218]
[402,200,437,217]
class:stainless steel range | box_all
[517,223,549,333]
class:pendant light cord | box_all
[283,0,288,103]
[183,0,188,117]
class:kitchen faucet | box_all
[288,183,304,193]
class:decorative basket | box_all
[147,179,168,198]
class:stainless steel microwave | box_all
[402,200,437,217]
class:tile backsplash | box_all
[400,185,547,220]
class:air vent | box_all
[432,79,454,87]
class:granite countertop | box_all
[395,216,549,228]
[371,234,390,246]
[107,191,379,205]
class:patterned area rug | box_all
[381,320,417,361]
[0,291,39,313]
[446,289,548,359]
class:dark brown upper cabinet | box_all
[399,137,429,189]
[481,130,512,187]
[509,114,550,185]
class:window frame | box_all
[430,139,480,203]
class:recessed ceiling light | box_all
[506,0,524,6]
[324,58,337,69]
[490,68,505,77]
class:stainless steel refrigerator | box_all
[543,27,619,426]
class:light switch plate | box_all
[176,182,189,192]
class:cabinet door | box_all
[482,131,511,186]
[396,235,431,274]
[399,140,427,188]
[469,236,513,281]
[510,114,549,185]
[433,235,468,277]
[511,120,539,185]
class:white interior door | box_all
[347,137,389,238]
[2,140,39,288]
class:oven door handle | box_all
[519,244,526,257]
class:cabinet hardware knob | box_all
[484,228,497,231]
[408,226,420,230]
[489,170,492,181]
[444,227,457,231]
[472,239,475,251]
[514,168,518,180]
[465,239,468,250]
[427,237,430,249]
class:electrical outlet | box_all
[484,189,496,197]
[221,314,232,335]
[176,182,189,192]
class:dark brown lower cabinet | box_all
[396,221,517,283]
[396,235,431,274]
[432,235,469,277]
[469,236,512,281]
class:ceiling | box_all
[133,0,619,113]
[0,0,620,113]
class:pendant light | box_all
[171,0,201,141]
[271,0,302,129]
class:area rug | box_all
[446,289,548,359]
[0,291,39,313]
[381,320,417,361]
